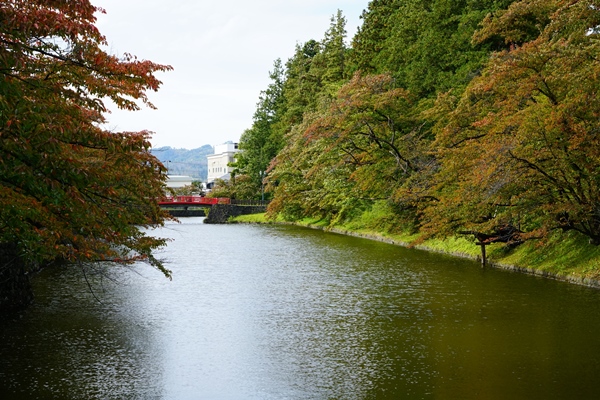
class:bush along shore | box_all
[231,212,600,290]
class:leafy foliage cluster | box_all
[0,1,173,276]
[235,0,600,247]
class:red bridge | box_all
[159,196,231,206]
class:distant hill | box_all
[151,145,214,181]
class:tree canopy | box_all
[229,0,600,248]
[0,0,173,276]
[426,0,600,244]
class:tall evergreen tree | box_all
[280,40,322,129]
[351,0,398,74]
[280,10,350,128]
[351,0,515,96]
[232,59,286,199]
[319,10,349,88]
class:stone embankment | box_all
[204,204,267,224]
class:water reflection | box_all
[0,264,165,399]
[1,218,600,399]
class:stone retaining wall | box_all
[204,204,267,224]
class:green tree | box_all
[280,40,323,128]
[318,10,349,89]
[0,1,173,276]
[268,73,433,227]
[351,0,515,96]
[279,10,350,129]
[351,0,398,74]
[233,59,285,199]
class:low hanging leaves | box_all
[0,0,174,276]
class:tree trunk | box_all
[0,243,34,314]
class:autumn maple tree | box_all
[0,0,173,276]
[427,0,600,244]
[268,73,431,225]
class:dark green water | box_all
[2,217,600,399]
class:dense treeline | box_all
[233,0,600,247]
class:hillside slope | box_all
[151,145,213,181]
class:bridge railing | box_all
[159,196,231,205]
[159,196,269,207]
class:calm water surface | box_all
[2,217,600,399]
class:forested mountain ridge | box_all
[230,0,600,263]
[151,145,213,180]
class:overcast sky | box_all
[94,0,368,150]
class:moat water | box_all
[2,217,600,399]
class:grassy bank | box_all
[232,211,600,289]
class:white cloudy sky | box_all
[94,0,368,149]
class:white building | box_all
[207,142,239,186]
[166,175,193,188]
